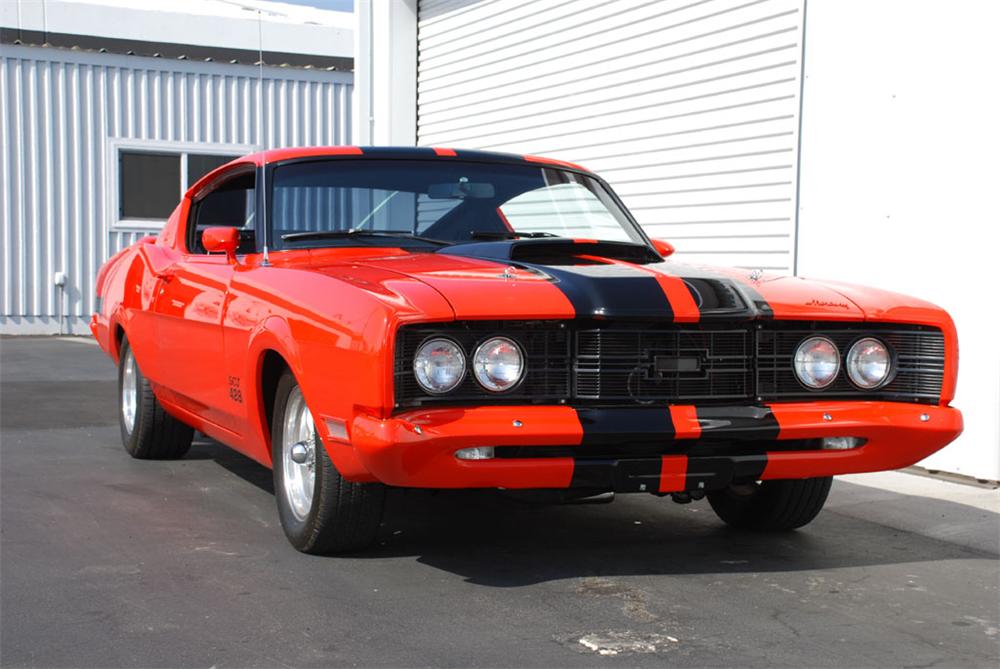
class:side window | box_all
[187,170,257,254]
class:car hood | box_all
[348,249,884,322]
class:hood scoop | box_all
[438,238,661,266]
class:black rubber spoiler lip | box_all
[437,238,662,264]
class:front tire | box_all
[271,370,385,554]
[118,337,193,459]
[707,477,832,531]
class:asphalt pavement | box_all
[1,336,998,668]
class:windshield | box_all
[269,159,645,249]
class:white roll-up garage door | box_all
[417,0,806,272]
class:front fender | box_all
[243,314,375,480]
[231,258,455,477]
[819,279,960,405]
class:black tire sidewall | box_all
[116,336,193,460]
[706,484,761,528]
[271,371,325,548]
[118,339,144,455]
[708,477,833,531]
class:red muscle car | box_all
[91,146,963,553]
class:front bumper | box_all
[343,402,963,492]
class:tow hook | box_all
[670,490,705,504]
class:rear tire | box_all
[118,337,194,460]
[707,477,832,531]
[271,370,385,554]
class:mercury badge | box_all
[500,265,518,280]
[748,268,764,282]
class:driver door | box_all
[150,167,255,434]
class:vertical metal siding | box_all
[272,186,348,233]
[417,0,805,272]
[0,44,353,334]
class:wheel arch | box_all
[245,315,374,480]
[245,316,304,467]
[259,348,290,462]
[112,321,126,362]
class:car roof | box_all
[245,146,589,172]
[186,146,590,200]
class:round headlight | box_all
[846,337,892,389]
[413,338,466,394]
[793,336,840,389]
[472,337,524,392]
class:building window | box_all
[187,153,240,188]
[119,152,181,219]
[118,149,243,221]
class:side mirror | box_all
[202,227,240,264]
[650,238,675,258]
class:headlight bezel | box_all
[472,336,526,393]
[793,335,842,390]
[412,336,467,395]
[845,336,895,390]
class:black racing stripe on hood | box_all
[645,261,774,320]
[437,238,773,320]
[518,261,676,320]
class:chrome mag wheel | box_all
[281,387,317,521]
[269,369,385,554]
[121,347,138,433]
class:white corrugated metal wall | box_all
[0,44,353,334]
[416,0,805,272]
[795,0,1000,480]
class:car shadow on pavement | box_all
[186,436,276,494]
[193,436,997,587]
[360,485,996,586]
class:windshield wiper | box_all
[281,230,452,246]
[349,190,400,233]
[469,231,561,241]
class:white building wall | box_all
[354,0,417,145]
[1,0,354,62]
[0,45,353,334]
[796,0,1000,480]
[416,0,806,272]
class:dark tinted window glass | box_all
[188,154,241,187]
[120,152,180,219]
[188,171,256,254]
[270,160,641,248]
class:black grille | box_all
[575,329,751,401]
[394,321,946,409]
[756,326,945,403]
